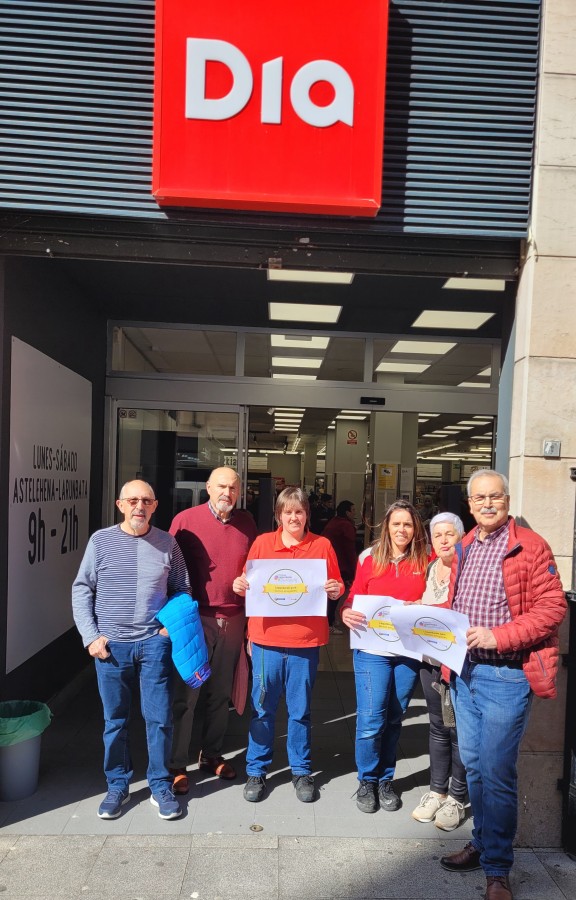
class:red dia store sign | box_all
[152,0,389,216]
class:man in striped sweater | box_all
[72,479,190,822]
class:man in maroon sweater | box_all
[168,467,257,790]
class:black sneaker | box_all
[356,780,378,813]
[292,774,315,802]
[379,780,401,811]
[243,775,266,802]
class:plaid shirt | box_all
[453,520,520,661]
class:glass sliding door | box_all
[115,404,245,531]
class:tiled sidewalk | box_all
[1,633,575,898]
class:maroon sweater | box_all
[169,503,257,618]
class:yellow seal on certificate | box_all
[262,568,308,606]
[368,604,401,645]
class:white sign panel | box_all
[349,595,421,660]
[245,558,328,618]
[389,604,470,675]
[7,338,92,673]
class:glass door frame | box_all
[104,397,249,525]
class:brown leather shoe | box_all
[485,875,512,900]
[169,767,189,795]
[440,841,482,872]
[198,753,236,779]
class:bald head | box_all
[116,480,157,535]
[206,467,240,521]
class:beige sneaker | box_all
[411,791,446,823]
[435,796,465,831]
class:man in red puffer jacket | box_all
[438,469,566,900]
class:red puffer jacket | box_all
[444,517,566,699]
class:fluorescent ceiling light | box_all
[473,415,493,420]
[272,373,317,381]
[275,407,305,412]
[269,302,342,323]
[418,418,429,423]
[458,381,490,388]
[425,413,440,417]
[411,311,495,329]
[340,409,364,414]
[267,269,354,284]
[457,420,484,426]
[272,356,323,369]
[327,425,335,430]
[390,340,456,355]
[336,415,367,421]
[477,367,491,377]
[443,278,506,291]
[423,432,451,437]
[271,334,330,350]
[483,432,493,437]
[444,425,473,431]
[375,362,430,374]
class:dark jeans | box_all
[420,663,467,802]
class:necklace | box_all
[430,560,450,602]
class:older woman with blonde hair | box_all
[342,499,428,813]
[233,486,343,804]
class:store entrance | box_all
[112,396,493,538]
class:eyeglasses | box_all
[469,492,507,506]
[120,497,156,507]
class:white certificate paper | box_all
[389,604,471,675]
[245,558,328,617]
[349,595,422,660]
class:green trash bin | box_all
[0,701,52,801]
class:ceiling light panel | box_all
[411,311,495,329]
[271,334,330,350]
[458,381,490,388]
[269,302,342,323]
[267,269,354,284]
[390,340,456,355]
[271,356,323,369]
[443,278,506,291]
[272,373,317,380]
[375,362,430,374]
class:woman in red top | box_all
[342,500,428,814]
[233,486,343,804]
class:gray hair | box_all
[467,469,509,498]
[429,511,465,538]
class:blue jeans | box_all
[246,644,319,776]
[353,650,420,783]
[95,634,173,794]
[452,659,532,876]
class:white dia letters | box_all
[185,38,354,127]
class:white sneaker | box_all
[411,791,446,823]
[434,796,465,831]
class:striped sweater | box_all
[72,524,190,647]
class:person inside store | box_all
[322,499,358,634]
[71,480,189,821]
[168,466,257,792]
[341,500,428,813]
[232,486,344,804]
[439,469,566,900]
[411,511,468,831]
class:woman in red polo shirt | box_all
[233,486,343,804]
[341,499,428,814]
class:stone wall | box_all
[512,0,576,847]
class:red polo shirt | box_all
[246,528,343,648]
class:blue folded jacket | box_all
[156,592,211,690]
